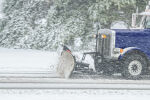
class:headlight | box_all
[101,34,107,39]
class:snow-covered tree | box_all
[88,0,136,28]
[0,0,148,51]
[0,0,49,49]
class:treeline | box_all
[0,0,147,51]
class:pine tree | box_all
[0,0,148,50]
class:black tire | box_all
[121,53,147,79]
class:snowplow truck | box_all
[57,2,150,79]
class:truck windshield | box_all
[144,16,150,29]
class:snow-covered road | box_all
[0,82,150,90]
[0,76,149,90]
[0,48,150,99]
[0,89,150,100]
[0,77,150,100]
[0,47,150,90]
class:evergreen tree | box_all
[0,0,148,50]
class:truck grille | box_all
[103,34,111,57]
[97,34,111,58]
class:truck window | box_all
[144,16,150,29]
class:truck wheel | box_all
[121,53,147,79]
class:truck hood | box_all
[113,29,150,51]
[113,29,150,35]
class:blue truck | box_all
[59,2,150,79]
[92,3,150,79]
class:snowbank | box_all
[0,48,59,73]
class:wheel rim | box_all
[128,60,142,76]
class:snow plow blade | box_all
[56,50,75,78]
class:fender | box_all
[118,47,148,60]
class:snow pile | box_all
[73,52,95,71]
